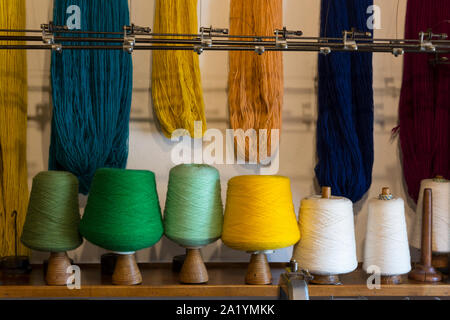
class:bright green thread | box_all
[79,168,164,252]
[21,171,82,252]
[164,164,223,248]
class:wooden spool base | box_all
[112,253,142,285]
[245,253,272,285]
[381,275,402,285]
[46,252,72,286]
[432,253,449,273]
[310,274,341,285]
[179,248,208,284]
[409,264,442,282]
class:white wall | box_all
[26,0,418,264]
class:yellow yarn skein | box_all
[222,175,300,252]
[0,0,29,256]
[151,0,206,138]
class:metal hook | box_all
[343,28,372,51]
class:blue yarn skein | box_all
[50,0,133,194]
[315,0,374,203]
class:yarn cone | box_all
[363,188,411,282]
[79,168,164,253]
[164,164,223,248]
[222,175,300,252]
[21,171,82,253]
[292,188,357,283]
[0,0,29,257]
[50,0,133,194]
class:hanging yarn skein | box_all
[228,0,283,163]
[411,178,450,253]
[164,164,223,248]
[292,192,357,276]
[397,0,450,202]
[363,188,411,278]
[315,0,374,203]
[21,171,82,253]
[79,168,164,253]
[0,0,29,257]
[152,0,206,138]
[50,0,133,194]
[222,175,300,252]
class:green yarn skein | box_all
[164,164,224,248]
[79,168,164,252]
[21,171,83,252]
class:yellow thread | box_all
[0,0,29,256]
[222,175,300,252]
[152,0,206,138]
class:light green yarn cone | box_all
[164,164,224,248]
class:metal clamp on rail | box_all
[343,28,372,51]
[279,260,313,300]
[123,24,151,53]
[195,26,229,54]
[274,27,303,49]
[41,22,66,53]
[419,29,447,52]
[429,52,450,66]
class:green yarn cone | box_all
[79,168,164,252]
[164,164,223,248]
[21,171,83,252]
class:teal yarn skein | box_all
[79,168,164,252]
[21,171,83,252]
[164,164,223,248]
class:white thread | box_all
[411,179,450,253]
[363,197,411,276]
[292,195,357,275]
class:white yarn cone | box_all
[363,195,411,276]
[292,195,357,275]
[411,178,450,253]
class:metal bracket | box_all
[319,47,331,55]
[419,29,447,52]
[392,47,404,57]
[41,22,67,52]
[274,27,303,49]
[343,28,372,51]
[279,260,313,300]
[429,52,450,66]
[123,24,151,53]
[196,26,229,55]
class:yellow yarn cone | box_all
[152,0,206,138]
[222,175,300,251]
[0,0,29,256]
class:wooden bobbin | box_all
[310,186,341,285]
[112,252,142,285]
[46,252,72,286]
[245,252,272,285]
[409,188,442,282]
[179,248,208,284]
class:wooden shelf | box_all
[0,263,448,299]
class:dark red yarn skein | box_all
[398,0,450,202]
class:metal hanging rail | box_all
[0,22,449,58]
